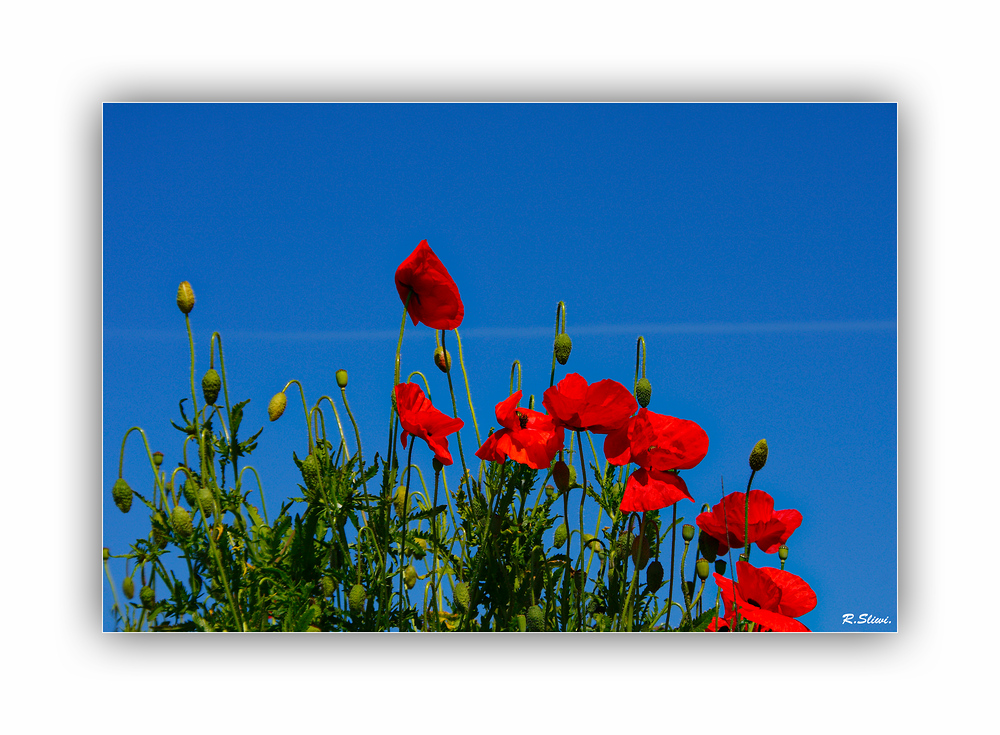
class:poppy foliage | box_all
[475,391,564,470]
[711,561,817,632]
[394,382,464,466]
[394,240,465,330]
[695,489,802,555]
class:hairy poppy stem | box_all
[210,332,237,478]
[666,504,677,630]
[453,329,481,447]
[281,379,314,454]
[576,430,587,630]
[549,301,567,388]
[441,330,472,496]
[743,469,757,561]
[397,440,416,631]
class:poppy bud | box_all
[321,577,335,598]
[122,576,135,600]
[632,532,651,570]
[696,558,710,580]
[554,333,572,365]
[393,486,410,518]
[348,583,367,614]
[202,368,221,406]
[749,438,768,472]
[698,532,719,562]
[152,451,163,467]
[176,281,195,314]
[267,392,287,421]
[635,377,652,408]
[151,512,169,549]
[553,461,571,494]
[432,458,444,474]
[433,346,452,373]
[112,478,132,514]
[301,453,321,499]
[646,560,664,590]
[103,547,110,561]
[553,523,568,548]
[336,369,349,388]
[778,545,789,561]
[170,505,194,538]
[682,524,695,542]
[140,585,155,610]
[403,565,417,589]
[453,581,471,613]
[715,560,727,575]
[582,533,601,553]
[526,604,545,632]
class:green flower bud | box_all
[403,565,417,590]
[749,438,768,472]
[516,614,527,632]
[635,377,652,408]
[778,544,789,561]
[393,485,410,518]
[140,585,155,610]
[432,458,444,474]
[696,557,710,580]
[335,369,349,388]
[433,346,452,373]
[453,581,470,614]
[631,532,651,570]
[170,505,193,538]
[122,576,135,600]
[321,577,335,598]
[102,547,110,561]
[682,524,695,542]
[301,453,321,500]
[526,604,545,632]
[348,583,367,615]
[152,451,163,467]
[646,560,664,591]
[201,368,221,406]
[151,512,169,549]
[267,392,287,421]
[552,461,571,494]
[553,523,568,548]
[194,483,215,517]
[176,281,195,314]
[553,332,572,365]
[715,560,727,575]
[112,478,132,514]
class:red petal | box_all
[619,468,693,513]
[394,240,464,330]
[758,567,817,618]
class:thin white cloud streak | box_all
[106,320,896,342]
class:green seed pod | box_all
[403,565,417,590]
[152,451,164,467]
[348,583,367,615]
[267,392,287,421]
[516,614,527,632]
[433,346,452,373]
[698,532,719,562]
[749,438,768,472]
[112,478,133,514]
[778,544,789,561]
[696,557,710,580]
[432,458,444,474]
[646,560,664,591]
[453,581,470,614]
[201,368,221,406]
[635,377,652,408]
[170,505,194,538]
[301,453,321,500]
[122,576,135,600]
[715,560,727,575]
[554,333,573,365]
[553,523,568,548]
[139,585,155,610]
[321,577,335,598]
[682,524,695,542]
[336,369,349,388]
[176,281,195,314]
[739,553,749,563]
[151,512,169,549]
[526,604,545,632]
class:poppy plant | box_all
[542,373,637,435]
[695,489,801,555]
[394,382,464,466]
[604,408,710,512]
[475,391,565,470]
[394,240,464,330]
[712,561,817,632]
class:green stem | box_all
[210,332,238,478]
[441,330,472,498]
[666,504,677,630]
[453,329,481,448]
[743,469,757,561]
[238,466,269,526]
[549,301,566,388]
[103,558,123,629]
[281,379,314,454]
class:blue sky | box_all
[103,102,896,631]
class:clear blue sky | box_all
[103,102,896,631]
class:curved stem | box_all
[210,332,237,477]
[743,469,757,561]
[441,330,472,496]
[509,360,521,395]
[238,465,269,526]
[317,396,349,464]
[281,379,314,454]
[453,329,481,448]
[549,301,566,388]
[634,335,647,388]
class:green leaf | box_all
[406,504,448,522]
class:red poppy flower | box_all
[696,489,801,555]
[713,561,816,632]
[603,408,709,513]
[475,391,565,470]
[542,373,637,434]
[395,382,464,466]
[394,240,464,330]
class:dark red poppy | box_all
[475,391,565,470]
[395,382,464,466]
[713,561,816,632]
[604,408,709,513]
[394,240,464,330]
[696,489,801,555]
[542,373,637,435]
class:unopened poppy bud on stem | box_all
[403,565,417,590]
[348,583,367,614]
[635,377,652,408]
[202,368,221,405]
[176,281,195,314]
[715,560,727,575]
[122,576,135,600]
[433,346,452,373]
[267,392,287,421]
[336,369,348,389]
[553,460,571,494]
[646,560,664,590]
[140,585,155,610]
[749,438,768,472]
[554,333,573,365]
[112,478,133,514]
[553,523,568,548]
